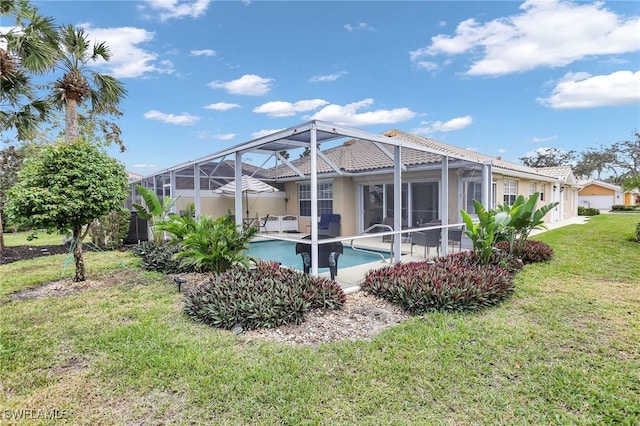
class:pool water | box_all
[247,239,388,270]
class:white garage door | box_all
[579,195,614,209]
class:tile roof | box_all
[535,166,573,179]
[386,130,557,177]
[267,129,565,181]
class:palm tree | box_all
[0,0,59,141]
[51,24,127,145]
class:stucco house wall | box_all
[578,182,622,210]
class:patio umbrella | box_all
[213,175,279,218]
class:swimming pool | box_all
[247,239,389,270]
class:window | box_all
[539,183,545,201]
[298,181,333,216]
[529,182,537,195]
[464,181,483,214]
[503,180,518,205]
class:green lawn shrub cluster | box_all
[89,208,130,250]
[495,239,554,264]
[578,206,601,216]
[362,254,514,314]
[611,204,640,211]
[131,241,194,274]
[184,261,346,330]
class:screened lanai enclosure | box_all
[129,120,492,276]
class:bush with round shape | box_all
[184,261,346,331]
[362,256,514,314]
[495,240,554,264]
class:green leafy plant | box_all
[579,207,600,216]
[154,203,198,244]
[6,138,129,281]
[131,241,193,274]
[90,207,130,250]
[362,255,514,314]
[495,240,554,264]
[131,184,177,245]
[175,212,257,274]
[184,261,346,330]
[461,200,510,265]
[495,192,558,256]
[635,221,640,243]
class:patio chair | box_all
[328,221,341,237]
[382,217,410,243]
[447,226,465,252]
[410,228,441,257]
[319,214,341,234]
[257,214,271,233]
[295,234,343,280]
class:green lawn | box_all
[1,215,638,425]
[3,230,68,247]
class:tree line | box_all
[519,133,640,191]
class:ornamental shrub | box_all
[579,207,600,216]
[184,261,346,331]
[495,240,554,264]
[362,256,514,314]
[90,208,130,250]
[131,241,194,274]
[636,222,640,243]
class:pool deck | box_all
[254,216,590,292]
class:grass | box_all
[3,230,67,247]
[1,215,639,425]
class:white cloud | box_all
[538,70,640,109]
[143,110,200,125]
[204,102,241,111]
[191,49,216,57]
[531,135,558,143]
[309,72,347,83]
[73,23,173,79]
[131,163,157,169]
[253,99,329,118]
[208,74,273,96]
[214,133,235,141]
[344,22,375,32]
[308,99,416,126]
[411,0,640,76]
[413,115,473,135]
[251,129,285,139]
[415,61,439,72]
[141,0,212,22]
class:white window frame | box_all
[503,180,518,205]
[298,180,333,217]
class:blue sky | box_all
[26,0,640,175]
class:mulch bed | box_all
[1,244,73,265]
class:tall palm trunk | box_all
[65,98,79,141]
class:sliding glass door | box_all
[360,181,439,232]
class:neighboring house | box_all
[535,166,579,221]
[127,171,143,183]
[130,122,580,239]
[623,187,640,206]
[577,180,624,210]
